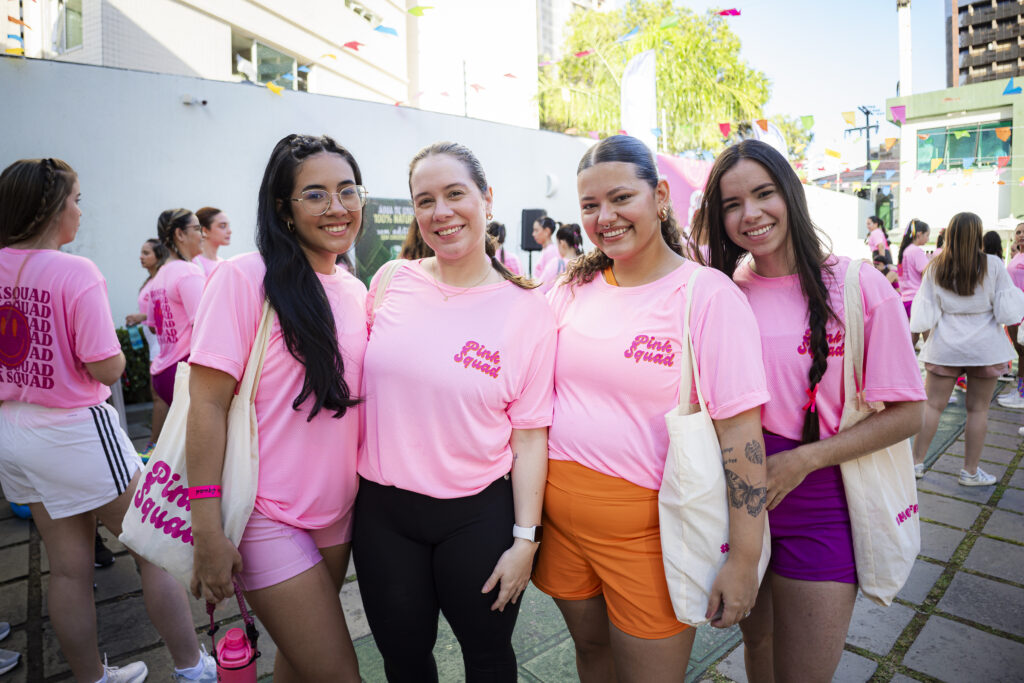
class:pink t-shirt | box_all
[497,249,522,276]
[146,260,204,374]
[193,254,222,278]
[547,261,771,491]
[1008,253,1024,293]
[537,256,567,294]
[0,248,121,408]
[359,260,556,499]
[867,229,888,257]
[190,252,367,529]
[733,256,925,442]
[534,242,558,277]
[899,244,930,302]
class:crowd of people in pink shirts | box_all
[1,134,1022,683]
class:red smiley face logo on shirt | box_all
[0,304,31,368]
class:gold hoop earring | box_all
[658,207,668,221]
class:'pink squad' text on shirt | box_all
[0,248,121,408]
[359,260,556,499]
[145,260,204,375]
[190,252,367,529]
[733,256,925,442]
[899,243,931,302]
[547,260,771,491]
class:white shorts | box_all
[0,401,142,519]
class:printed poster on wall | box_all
[355,197,415,287]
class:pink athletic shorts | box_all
[235,507,351,592]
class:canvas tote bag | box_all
[838,260,920,606]
[659,266,771,626]
[120,301,275,589]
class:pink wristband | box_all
[187,485,222,500]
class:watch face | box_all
[533,525,543,543]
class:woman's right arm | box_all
[186,364,243,603]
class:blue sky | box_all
[616,0,948,161]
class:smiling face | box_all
[410,153,492,264]
[287,152,361,273]
[204,212,231,246]
[577,161,668,264]
[720,158,793,274]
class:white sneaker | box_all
[171,646,216,682]
[102,655,147,683]
[996,393,1024,409]
[959,468,997,486]
[914,463,925,479]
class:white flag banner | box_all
[752,121,789,158]
[620,49,657,155]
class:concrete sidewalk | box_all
[0,396,1022,682]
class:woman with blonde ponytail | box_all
[145,209,204,405]
[693,140,924,683]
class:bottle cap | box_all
[217,628,253,667]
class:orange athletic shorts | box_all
[532,459,689,639]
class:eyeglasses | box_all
[291,186,368,216]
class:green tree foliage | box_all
[538,1,772,155]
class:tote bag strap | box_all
[675,266,709,417]
[841,260,866,406]
[238,300,276,404]
[372,260,406,314]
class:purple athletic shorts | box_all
[764,432,857,584]
[151,356,187,406]
[903,299,913,319]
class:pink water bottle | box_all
[215,628,257,682]
[206,582,260,683]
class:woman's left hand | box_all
[481,539,539,612]
[765,445,811,510]
[706,553,760,628]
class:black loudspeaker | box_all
[521,209,546,252]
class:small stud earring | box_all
[658,207,668,221]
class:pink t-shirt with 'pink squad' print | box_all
[0,248,121,408]
[145,260,204,374]
[359,260,556,499]
[733,256,925,442]
[899,243,930,301]
[190,252,367,529]
[547,260,771,491]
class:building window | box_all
[344,0,379,24]
[231,33,306,92]
[56,0,82,52]
[917,120,1012,171]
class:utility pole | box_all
[844,106,880,162]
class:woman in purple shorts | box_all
[897,219,931,348]
[693,141,925,682]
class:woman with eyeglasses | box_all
[187,134,367,681]
[145,209,205,406]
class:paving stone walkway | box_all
[1,392,1022,682]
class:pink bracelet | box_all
[187,485,222,500]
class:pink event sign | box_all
[656,154,712,235]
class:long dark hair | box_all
[487,220,509,263]
[257,134,362,421]
[0,158,78,247]
[692,140,837,443]
[898,219,929,264]
[929,212,986,296]
[408,141,535,289]
[982,230,1003,258]
[565,135,682,287]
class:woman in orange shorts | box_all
[533,135,770,681]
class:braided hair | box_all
[692,140,838,442]
[0,158,78,247]
[156,209,195,261]
[564,135,683,288]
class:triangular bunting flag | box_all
[885,137,897,151]
[995,127,1011,142]
[374,25,399,36]
[266,82,284,96]
[997,156,1010,168]
[870,160,881,171]
[1003,77,1022,96]
[407,5,433,16]
[962,157,974,169]
[842,111,855,125]
[929,158,942,172]
[885,169,896,180]
[719,122,731,138]
[756,119,768,132]
[801,115,814,129]
[890,105,906,124]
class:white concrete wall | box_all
[1,57,589,321]
[803,185,875,261]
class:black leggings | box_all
[352,476,520,682]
